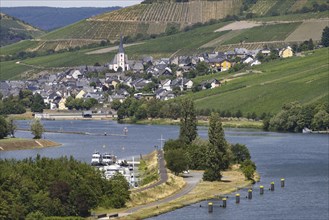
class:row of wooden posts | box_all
[208,178,285,213]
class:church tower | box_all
[117,35,125,70]
[108,35,129,72]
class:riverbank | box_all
[10,111,263,129]
[0,138,61,151]
[124,118,263,129]
[120,167,259,220]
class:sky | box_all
[0,0,143,8]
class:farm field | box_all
[125,22,230,58]
[222,22,302,45]
[191,48,329,116]
[285,19,329,41]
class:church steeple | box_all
[119,34,125,54]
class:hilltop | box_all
[1,0,328,54]
[0,7,121,31]
[0,13,45,46]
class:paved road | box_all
[101,151,202,219]
[133,149,168,193]
[120,170,203,216]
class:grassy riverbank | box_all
[9,111,263,129]
[120,166,259,220]
[0,138,61,151]
[130,118,263,129]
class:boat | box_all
[91,151,101,166]
[302,127,312,134]
[101,153,117,165]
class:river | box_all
[1,120,328,220]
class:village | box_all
[0,37,295,112]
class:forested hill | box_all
[0,13,45,47]
[0,7,121,31]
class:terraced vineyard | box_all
[289,0,308,12]
[250,0,328,15]
[250,0,278,15]
[41,0,242,42]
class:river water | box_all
[1,120,328,220]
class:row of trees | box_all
[112,96,270,122]
[264,101,329,132]
[65,97,98,110]
[0,156,130,219]
[163,99,256,181]
[112,98,183,121]
[0,117,45,139]
[0,90,46,115]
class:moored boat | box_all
[91,151,101,165]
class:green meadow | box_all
[190,48,329,116]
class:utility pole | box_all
[158,134,165,150]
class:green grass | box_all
[126,22,231,58]
[0,40,40,56]
[190,48,329,116]
[0,61,34,80]
[24,49,115,68]
[223,22,302,45]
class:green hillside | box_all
[0,13,45,46]
[190,48,329,116]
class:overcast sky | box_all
[1,0,143,8]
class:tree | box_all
[208,112,227,153]
[0,116,8,139]
[312,109,329,130]
[105,173,130,208]
[203,144,223,181]
[308,38,314,50]
[240,159,256,180]
[31,93,45,113]
[111,100,122,111]
[179,99,197,145]
[164,148,188,175]
[30,119,44,139]
[321,26,329,47]
[6,117,16,137]
[203,112,229,181]
[231,144,251,163]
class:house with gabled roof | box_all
[279,46,293,58]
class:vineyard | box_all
[250,0,278,15]
[289,0,308,12]
[41,0,242,42]
[249,0,328,15]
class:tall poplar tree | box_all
[208,112,226,152]
[179,98,197,145]
[203,112,229,181]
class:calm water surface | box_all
[1,120,328,220]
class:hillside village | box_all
[0,39,296,112]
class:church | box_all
[108,35,130,72]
